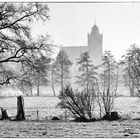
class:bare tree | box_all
[121,44,140,97]
[50,59,57,96]
[0,3,50,121]
[34,55,50,96]
[16,73,34,96]
[0,2,50,86]
[76,52,98,94]
[98,51,119,119]
[58,85,97,121]
[54,49,72,94]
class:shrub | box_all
[58,86,96,120]
[51,116,60,120]
[102,111,120,121]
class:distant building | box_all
[62,24,103,66]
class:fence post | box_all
[37,109,39,120]
[65,110,67,121]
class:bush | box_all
[102,111,120,121]
[58,86,96,121]
[75,117,89,122]
[51,116,60,120]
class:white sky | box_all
[31,3,140,61]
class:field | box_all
[0,120,140,138]
[0,96,140,138]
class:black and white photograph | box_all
[0,0,140,138]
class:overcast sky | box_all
[31,3,140,61]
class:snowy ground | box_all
[0,96,140,138]
[0,120,140,138]
[0,96,140,120]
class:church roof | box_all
[62,46,88,61]
[62,46,87,50]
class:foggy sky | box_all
[31,2,140,61]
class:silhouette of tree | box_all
[98,51,119,118]
[76,52,97,93]
[54,49,72,94]
[50,59,57,96]
[58,86,97,120]
[33,54,51,96]
[0,3,50,86]
[121,44,140,97]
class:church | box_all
[62,23,103,66]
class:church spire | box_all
[91,21,99,34]
[94,18,96,25]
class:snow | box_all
[0,96,140,137]
[0,96,140,119]
[0,120,140,137]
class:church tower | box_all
[87,24,103,65]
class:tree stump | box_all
[51,116,60,121]
[0,108,10,120]
[75,117,89,122]
[111,112,120,120]
[15,95,25,121]
[102,113,111,120]
[103,112,120,121]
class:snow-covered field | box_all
[0,96,140,119]
[0,96,140,138]
[0,120,140,137]
[0,96,63,120]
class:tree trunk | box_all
[30,85,33,96]
[128,62,134,96]
[99,104,102,119]
[29,73,33,96]
[0,108,10,120]
[61,63,64,94]
[52,84,56,96]
[51,70,56,96]
[15,96,25,121]
[131,78,135,96]
[37,80,40,96]
[86,60,89,94]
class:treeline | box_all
[0,3,139,98]
[0,2,140,121]
[57,45,140,121]
[0,2,57,97]
[12,44,140,97]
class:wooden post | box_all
[64,110,67,121]
[37,109,39,120]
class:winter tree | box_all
[0,3,50,87]
[16,69,34,96]
[54,49,72,94]
[13,35,51,96]
[76,52,98,93]
[32,54,51,96]
[121,44,140,97]
[75,52,98,119]
[98,51,119,119]
[50,59,57,96]
[0,2,50,120]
